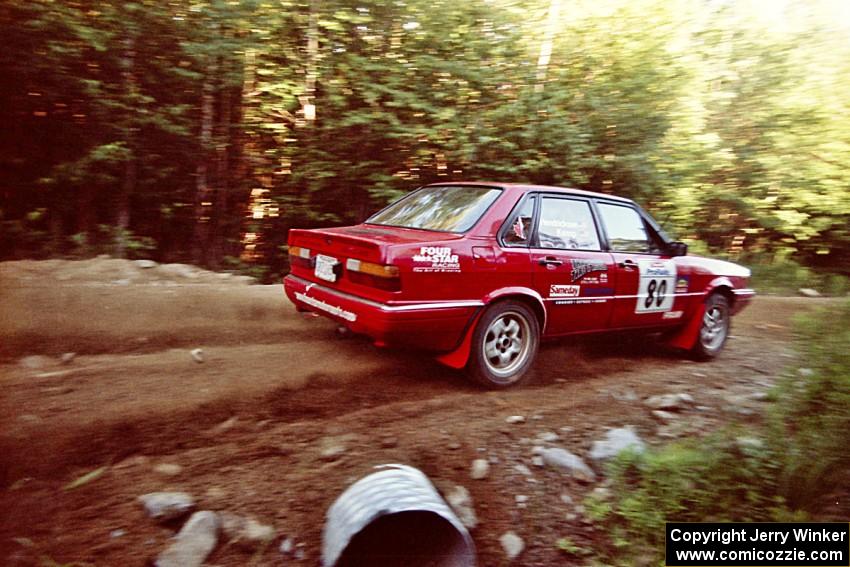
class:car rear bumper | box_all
[283,275,480,352]
[731,288,756,314]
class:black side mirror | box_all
[668,241,688,257]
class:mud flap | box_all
[664,303,705,351]
[435,311,484,370]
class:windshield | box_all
[366,185,502,233]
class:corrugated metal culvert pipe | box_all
[322,464,477,567]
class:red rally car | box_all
[283,183,755,388]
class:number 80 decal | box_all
[636,260,676,313]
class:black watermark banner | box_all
[666,523,849,566]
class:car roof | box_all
[424,181,634,204]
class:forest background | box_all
[2,0,848,285]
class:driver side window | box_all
[536,197,601,250]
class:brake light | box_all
[288,246,313,269]
[346,258,401,291]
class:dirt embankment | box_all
[0,259,834,566]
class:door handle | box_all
[618,259,638,270]
[538,257,563,267]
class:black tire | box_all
[691,293,731,361]
[466,300,540,388]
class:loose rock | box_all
[536,431,559,443]
[500,531,525,560]
[446,485,477,529]
[589,427,646,462]
[190,348,205,363]
[153,463,183,476]
[798,288,821,298]
[279,537,294,555]
[538,447,596,483]
[645,393,694,411]
[505,415,525,424]
[220,513,275,550]
[652,410,678,423]
[134,259,157,269]
[60,352,77,365]
[138,492,195,522]
[155,511,220,567]
[470,459,490,480]
[19,355,51,370]
[513,463,533,477]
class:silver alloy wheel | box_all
[482,310,532,380]
[700,303,728,352]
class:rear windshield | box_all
[366,185,502,233]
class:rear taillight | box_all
[346,258,401,291]
[288,246,313,269]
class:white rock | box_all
[500,531,525,560]
[798,367,815,377]
[134,259,157,269]
[531,456,544,467]
[536,431,559,443]
[60,352,77,365]
[515,495,528,504]
[539,447,596,483]
[645,393,693,411]
[470,459,490,480]
[513,464,533,477]
[652,410,678,423]
[153,463,183,476]
[279,537,294,554]
[446,485,477,529]
[589,427,646,462]
[220,513,275,549]
[736,436,765,451]
[138,492,196,522]
[19,355,51,370]
[505,415,525,424]
[190,348,204,363]
[155,511,220,567]
[798,288,821,298]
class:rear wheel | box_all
[691,293,730,360]
[466,301,539,388]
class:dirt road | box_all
[0,261,829,566]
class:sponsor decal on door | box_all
[550,284,581,298]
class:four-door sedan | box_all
[283,183,755,388]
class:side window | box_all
[597,203,656,253]
[536,197,601,250]
[501,196,535,247]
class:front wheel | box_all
[691,293,730,360]
[466,301,540,388]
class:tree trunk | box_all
[116,34,137,257]
[193,58,217,265]
[210,79,232,268]
[535,0,561,93]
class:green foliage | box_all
[749,258,850,296]
[591,301,850,563]
[1,0,849,272]
[770,300,850,509]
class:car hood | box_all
[679,255,751,278]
